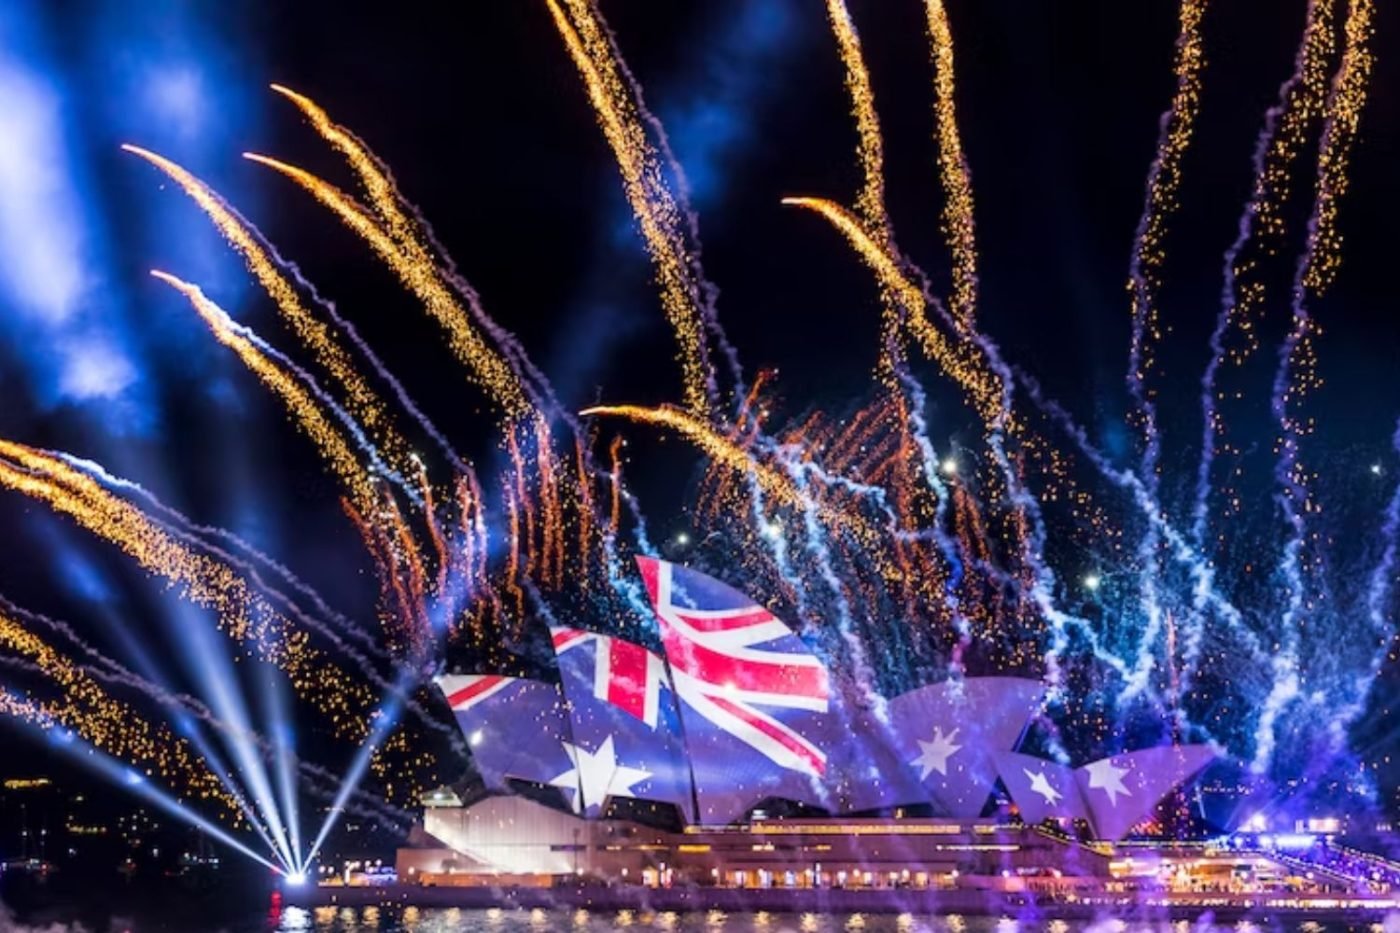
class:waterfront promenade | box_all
[286,883,1400,922]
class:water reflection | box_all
[273,908,1381,933]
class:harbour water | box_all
[262,906,1398,933]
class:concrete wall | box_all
[423,796,594,875]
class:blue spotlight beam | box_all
[265,676,304,873]
[302,675,411,870]
[178,608,297,870]
[1,695,285,876]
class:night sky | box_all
[2,0,1400,861]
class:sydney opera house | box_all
[387,557,1246,895]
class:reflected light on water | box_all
[277,906,309,931]
[270,907,1373,932]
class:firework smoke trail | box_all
[1015,370,1260,651]
[0,443,460,742]
[924,0,979,330]
[0,587,412,831]
[777,197,1103,699]
[1118,0,1210,703]
[265,86,562,420]
[0,594,298,864]
[1192,0,1338,548]
[783,448,911,689]
[893,368,975,674]
[1258,0,1375,772]
[545,0,719,417]
[697,391,817,619]
[563,0,751,407]
[121,145,439,478]
[0,615,242,819]
[241,154,532,422]
[58,452,388,660]
[0,687,289,874]
[151,271,417,513]
[781,198,1005,428]
[1353,421,1400,737]
[825,0,889,241]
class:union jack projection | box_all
[434,562,1216,834]
[636,556,832,822]
[549,627,695,821]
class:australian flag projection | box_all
[434,674,577,799]
[549,626,696,821]
[437,560,1215,831]
[995,745,1214,840]
[1073,745,1214,840]
[886,677,1045,816]
[993,749,1089,826]
[637,556,831,823]
[823,697,931,813]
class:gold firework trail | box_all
[782,197,1006,428]
[268,84,422,254]
[1278,0,1376,500]
[121,145,416,477]
[583,403,872,541]
[1301,0,1373,299]
[151,271,382,515]
[545,0,714,417]
[243,153,531,420]
[1199,0,1339,530]
[1126,0,1210,438]
[413,459,451,596]
[607,435,624,539]
[924,0,979,330]
[1219,0,1338,364]
[0,442,375,739]
[0,612,238,817]
[826,0,890,239]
